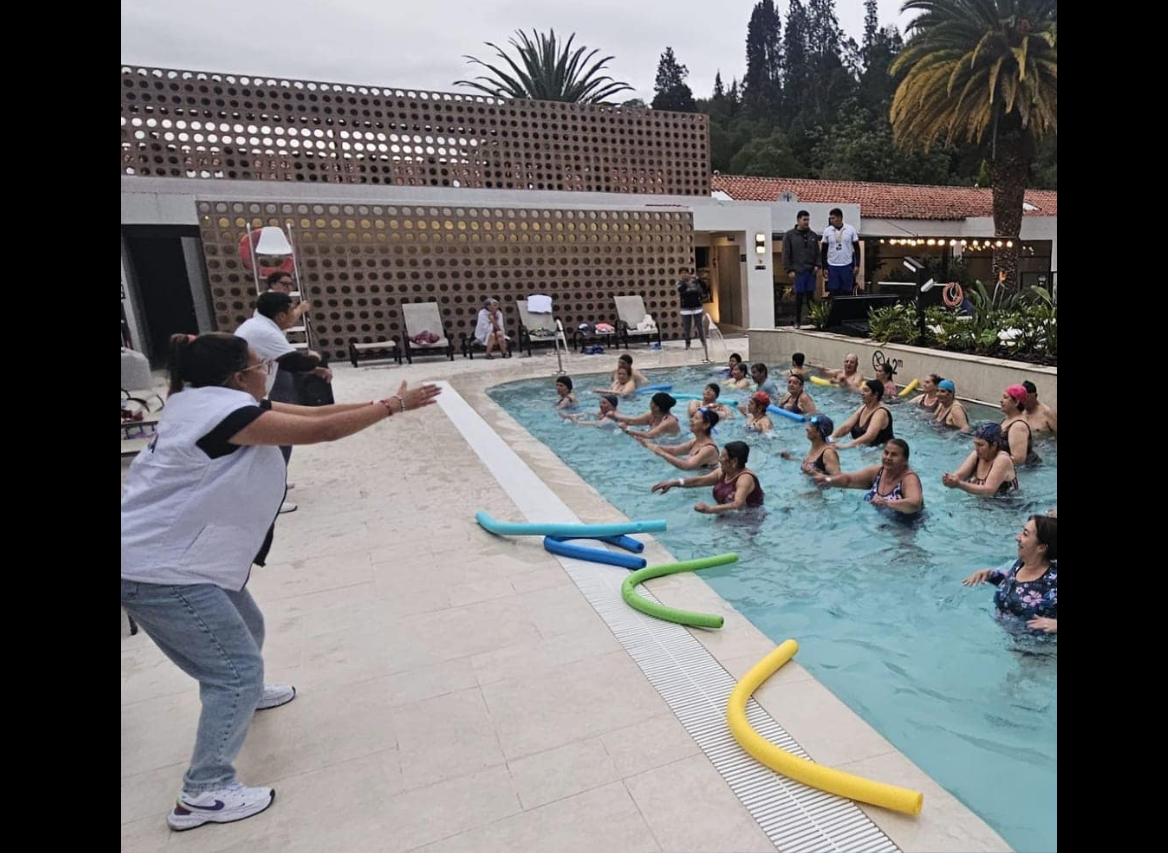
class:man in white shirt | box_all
[820,208,862,297]
[235,292,330,513]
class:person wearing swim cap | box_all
[942,423,1020,497]
[613,392,681,439]
[640,407,720,469]
[781,413,841,476]
[932,379,970,431]
[565,392,621,427]
[652,441,764,513]
[744,392,774,433]
[1000,385,1040,466]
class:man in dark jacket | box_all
[782,211,820,327]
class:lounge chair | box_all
[514,297,569,358]
[401,302,455,363]
[613,295,663,349]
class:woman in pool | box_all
[932,380,971,431]
[909,373,943,413]
[686,383,736,420]
[962,515,1057,634]
[720,352,743,378]
[554,376,578,410]
[877,362,898,398]
[726,361,751,390]
[743,392,774,434]
[780,414,840,475]
[1000,385,1041,466]
[610,353,649,389]
[775,373,816,415]
[614,392,681,439]
[941,423,1020,497]
[830,380,894,450]
[810,439,924,515]
[636,407,720,470]
[651,441,763,513]
[594,363,637,398]
[564,393,621,427]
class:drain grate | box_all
[440,386,899,853]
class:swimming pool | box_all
[489,365,1057,853]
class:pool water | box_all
[489,365,1057,852]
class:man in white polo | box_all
[820,208,862,297]
[234,292,330,514]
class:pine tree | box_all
[743,0,783,118]
[862,0,879,59]
[651,47,696,112]
[782,0,811,125]
[713,71,725,100]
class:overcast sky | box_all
[121,1,914,103]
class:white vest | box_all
[121,386,286,590]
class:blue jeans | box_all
[121,579,265,793]
[826,265,856,293]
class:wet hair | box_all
[829,207,843,218]
[168,332,249,396]
[256,291,293,319]
[887,438,910,460]
[864,379,885,399]
[732,362,747,378]
[796,210,809,220]
[724,441,750,467]
[651,392,677,413]
[556,375,573,391]
[619,353,633,365]
[788,372,805,387]
[728,352,742,365]
[1022,380,1038,394]
[266,270,293,288]
[705,382,721,397]
[601,393,619,409]
[878,362,895,379]
[927,373,943,385]
[752,362,769,377]
[697,407,720,430]
[791,352,805,367]
[1029,514,1058,561]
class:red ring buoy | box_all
[238,232,294,278]
[942,282,963,308]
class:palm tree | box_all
[456,30,634,104]
[890,0,1056,287]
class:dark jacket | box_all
[782,227,820,274]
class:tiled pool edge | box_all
[443,379,1012,853]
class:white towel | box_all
[526,294,553,314]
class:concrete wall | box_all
[749,328,1057,408]
[691,200,775,328]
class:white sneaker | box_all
[256,684,296,711]
[278,501,298,514]
[167,782,275,831]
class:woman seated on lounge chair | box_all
[474,298,509,358]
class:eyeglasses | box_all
[240,359,274,374]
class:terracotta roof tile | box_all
[710,175,1056,220]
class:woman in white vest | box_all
[121,332,440,832]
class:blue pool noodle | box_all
[767,404,806,423]
[543,535,647,569]
[476,511,667,537]
[637,384,673,394]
